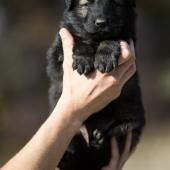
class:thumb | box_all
[59,28,74,69]
[59,28,74,55]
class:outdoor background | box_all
[0,0,170,169]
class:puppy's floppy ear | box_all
[65,0,75,11]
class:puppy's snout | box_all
[95,19,107,28]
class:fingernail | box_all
[120,41,128,47]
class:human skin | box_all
[1,28,136,170]
[101,130,133,170]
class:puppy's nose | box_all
[95,19,107,28]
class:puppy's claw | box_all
[72,62,77,71]
[113,60,118,69]
[106,63,113,73]
[94,62,99,69]
[93,129,102,139]
[98,138,104,145]
[84,65,92,75]
[99,64,105,73]
[77,65,84,75]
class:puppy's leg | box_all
[73,42,95,75]
[94,40,121,73]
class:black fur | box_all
[47,0,145,169]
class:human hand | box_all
[102,130,133,170]
[57,28,136,122]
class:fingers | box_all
[110,57,135,82]
[109,137,120,167]
[119,40,136,65]
[123,130,133,157]
[101,137,119,170]
[111,137,119,161]
[119,63,136,88]
[59,28,74,69]
[118,130,133,169]
[101,132,133,170]
[59,28,74,54]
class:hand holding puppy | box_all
[57,28,136,123]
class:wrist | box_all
[56,95,90,122]
[51,97,84,132]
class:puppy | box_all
[47,0,145,169]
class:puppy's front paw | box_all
[72,55,94,75]
[94,41,121,73]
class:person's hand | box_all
[57,28,136,122]
[102,130,133,170]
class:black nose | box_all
[95,19,107,28]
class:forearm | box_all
[2,100,82,170]
[1,29,135,170]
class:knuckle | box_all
[109,76,120,87]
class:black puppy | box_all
[47,0,145,169]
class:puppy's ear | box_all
[65,0,75,11]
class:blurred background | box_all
[0,0,170,169]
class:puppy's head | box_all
[65,0,136,37]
